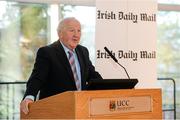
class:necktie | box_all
[68,51,81,90]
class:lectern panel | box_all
[21,89,162,119]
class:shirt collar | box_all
[59,40,75,54]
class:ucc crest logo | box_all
[109,100,116,111]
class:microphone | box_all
[104,47,118,63]
[104,47,130,79]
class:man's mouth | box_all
[73,38,79,42]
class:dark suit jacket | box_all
[24,40,102,100]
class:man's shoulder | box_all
[39,40,59,50]
[76,44,89,56]
[76,44,88,51]
[48,40,60,48]
[37,41,59,54]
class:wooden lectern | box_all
[21,89,162,119]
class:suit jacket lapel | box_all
[52,41,74,82]
[75,47,86,89]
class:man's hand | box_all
[20,98,34,114]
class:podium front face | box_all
[21,89,162,119]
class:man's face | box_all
[60,20,81,50]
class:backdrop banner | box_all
[95,0,157,88]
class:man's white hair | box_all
[57,17,80,33]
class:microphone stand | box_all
[104,47,131,79]
[116,62,130,79]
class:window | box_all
[0,1,49,119]
[158,0,180,5]
[157,10,180,119]
[0,1,49,82]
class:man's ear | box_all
[58,32,62,39]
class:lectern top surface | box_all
[87,79,138,90]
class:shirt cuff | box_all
[25,95,35,101]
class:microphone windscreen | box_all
[104,47,118,62]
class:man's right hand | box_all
[20,98,34,114]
